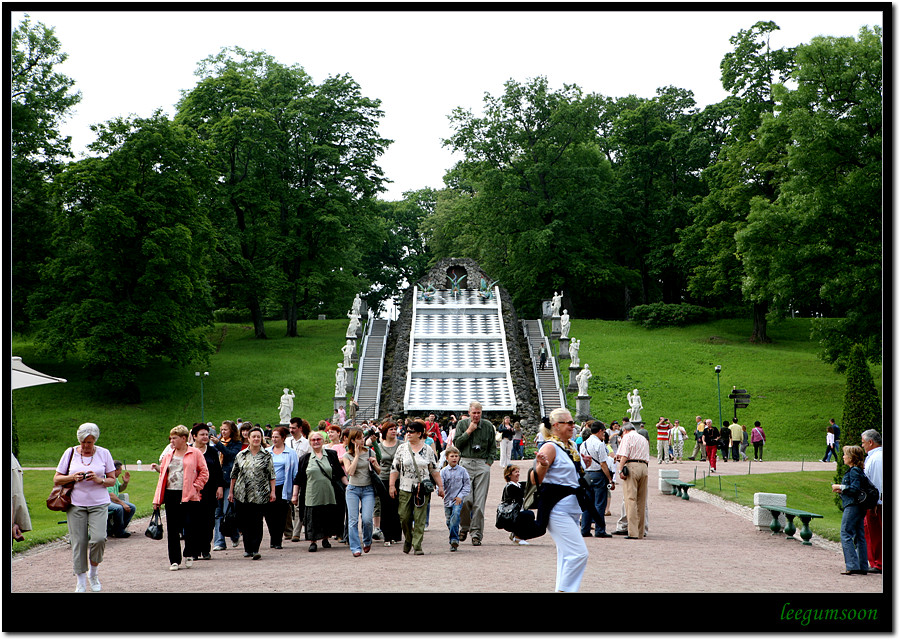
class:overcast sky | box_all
[14,8,884,201]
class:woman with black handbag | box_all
[52,422,117,592]
[292,431,348,552]
[532,408,589,592]
[389,420,444,555]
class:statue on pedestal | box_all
[351,293,362,316]
[576,364,592,396]
[569,338,580,368]
[347,313,360,338]
[627,388,643,423]
[560,310,571,338]
[341,340,355,368]
[278,388,295,424]
[335,363,347,397]
[551,291,563,317]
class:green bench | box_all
[668,479,695,500]
[758,504,823,545]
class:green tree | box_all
[30,112,215,402]
[676,21,796,342]
[11,15,81,331]
[741,26,882,370]
[439,76,617,317]
[833,343,882,508]
[177,48,391,337]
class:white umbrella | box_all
[11,356,67,390]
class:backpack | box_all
[855,472,880,510]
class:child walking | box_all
[439,446,471,551]
[502,465,530,546]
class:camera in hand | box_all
[362,425,379,440]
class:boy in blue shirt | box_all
[440,446,471,551]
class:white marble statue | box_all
[627,388,643,423]
[341,340,355,368]
[335,364,347,397]
[576,364,592,396]
[560,309,571,338]
[278,388,295,424]
[551,291,563,317]
[351,293,362,315]
[570,338,580,368]
[347,314,360,338]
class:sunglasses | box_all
[555,420,576,426]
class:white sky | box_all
[14,8,884,201]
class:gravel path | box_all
[10,458,882,594]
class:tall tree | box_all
[11,15,81,331]
[176,48,390,337]
[439,76,618,317]
[30,112,215,402]
[739,26,882,369]
[676,21,796,342]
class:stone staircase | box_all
[353,318,390,422]
[521,319,565,417]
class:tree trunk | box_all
[250,300,267,339]
[285,292,298,338]
[750,301,771,343]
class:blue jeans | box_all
[107,500,136,535]
[214,485,240,548]
[840,504,868,571]
[580,470,609,536]
[444,502,462,544]
[346,484,375,554]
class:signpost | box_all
[728,388,751,422]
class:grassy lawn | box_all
[558,317,881,461]
[693,469,843,542]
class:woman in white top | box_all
[533,408,589,592]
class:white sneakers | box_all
[170,563,179,571]
[75,583,87,593]
[89,575,102,592]
[185,557,193,569]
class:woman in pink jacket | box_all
[153,425,210,571]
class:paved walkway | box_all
[11,458,882,594]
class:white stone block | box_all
[753,492,787,531]
[659,469,679,493]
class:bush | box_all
[628,303,712,328]
[212,308,252,323]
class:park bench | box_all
[667,479,695,500]
[758,504,823,545]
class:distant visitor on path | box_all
[751,421,766,461]
[539,343,548,370]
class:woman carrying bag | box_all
[52,422,117,592]
[389,420,444,555]
[342,427,381,557]
[292,431,348,552]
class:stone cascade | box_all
[403,286,516,413]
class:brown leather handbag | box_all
[47,447,76,511]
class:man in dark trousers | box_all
[453,401,497,546]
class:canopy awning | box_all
[11,356,67,390]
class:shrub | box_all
[628,303,712,328]
[213,308,252,323]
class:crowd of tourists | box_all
[38,406,883,592]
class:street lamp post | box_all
[195,371,209,423]
[714,365,722,427]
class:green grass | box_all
[13,469,161,554]
[12,320,344,466]
[557,317,881,461]
[693,470,843,542]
